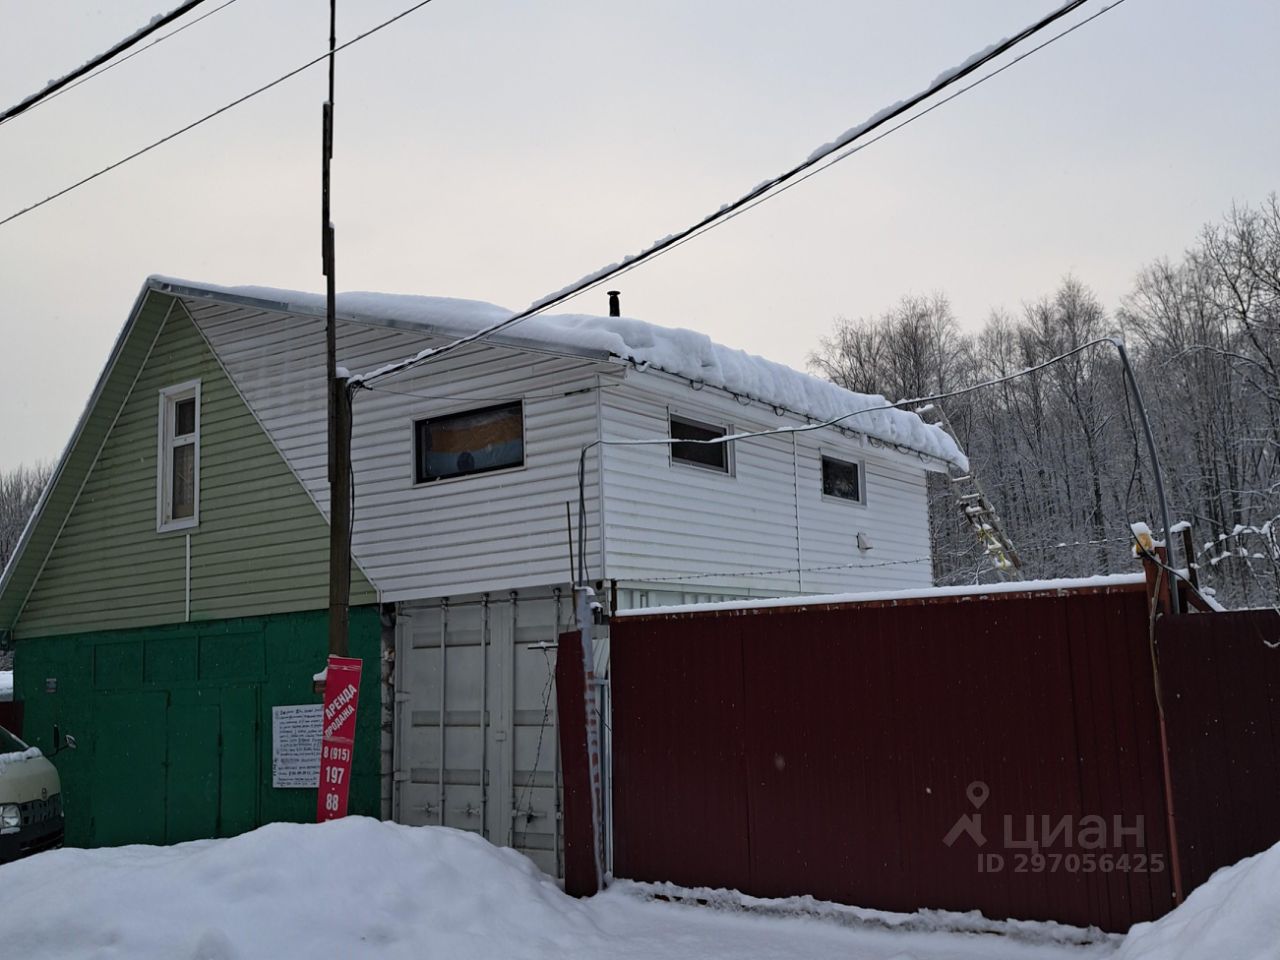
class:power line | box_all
[0,1,218,125]
[0,0,441,228]
[352,0,1111,386]
[0,0,243,126]
[573,337,1121,583]
[576,0,1133,301]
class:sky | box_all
[1,0,1277,470]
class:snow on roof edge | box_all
[148,275,967,470]
[615,574,1147,618]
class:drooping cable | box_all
[1,1,219,125]
[353,0,1116,386]
[0,0,243,126]
[0,0,442,227]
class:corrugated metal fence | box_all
[605,583,1280,932]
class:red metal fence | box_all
[602,582,1280,932]
[1159,609,1280,893]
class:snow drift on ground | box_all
[148,276,967,470]
[1111,839,1280,960]
[0,818,1108,960]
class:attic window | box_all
[821,455,863,503]
[670,415,730,473]
[414,401,524,483]
[157,380,201,531]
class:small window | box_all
[821,456,863,503]
[414,401,524,483]
[670,415,730,472]
[157,380,201,531]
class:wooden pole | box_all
[323,0,350,658]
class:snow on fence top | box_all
[615,573,1148,618]
[151,276,967,469]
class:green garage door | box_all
[91,692,168,846]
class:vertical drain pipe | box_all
[552,587,563,877]
[480,594,490,838]
[438,600,448,826]
[510,590,520,842]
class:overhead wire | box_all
[574,337,1121,583]
[351,0,1122,387]
[0,0,442,227]
[0,0,219,125]
[0,0,243,126]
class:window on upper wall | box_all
[414,401,524,484]
[821,455,864,504]
[157,380,201,531]
[670,414,731,473]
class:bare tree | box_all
[809,196,1280,607]
[0,462,52,574]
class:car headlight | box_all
[0,804,19,834]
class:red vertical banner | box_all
[317,655,362,822]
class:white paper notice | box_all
[272,704,322,788]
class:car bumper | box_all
[0,816,64,863]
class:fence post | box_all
[556,629,602,896]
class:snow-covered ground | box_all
[0,819,1275,960]
[0,670,13,702]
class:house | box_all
[0,275,964,869]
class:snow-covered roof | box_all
[150,276,966,469]
[615,574,1147,617]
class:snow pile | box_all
[1112,840,1280,960]
[0,669,11,701]
[149,276,967,469]
[0,817,1110,960]
[0,819,601,960]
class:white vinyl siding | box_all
[190,299,614,601]
[600,370,934,596]
[188,294,935,605]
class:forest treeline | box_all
[810,196,1280,608]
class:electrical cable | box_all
[352,0,1120,386]
[0,0,442,227]
[0,1,218,125]
[0,0,243,126]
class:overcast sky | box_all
[1,0,1277,470]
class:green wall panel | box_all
[12,606,381,848]
[13,293,374,639]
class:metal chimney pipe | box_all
[607,291,621,317]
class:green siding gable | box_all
[15,295,374,638]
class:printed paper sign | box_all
[316,655,362,822]
[271,704,322,788]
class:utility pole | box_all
[323,0,352,657]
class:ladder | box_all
[916,403,1023,580]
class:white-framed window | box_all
[413,400,525,484]
[156,380,201,531]
[821,454,865,504]
[669,413,732,474]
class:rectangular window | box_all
[157,381,201,531]
[414,401,524,483]
[821,455,863,503]
[670,415,730,472]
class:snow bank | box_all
[616,573,1146,617]
[149,276,967,469]
[0,817,1114,960]
[0,819,602,960]
[1113,840,1280,960]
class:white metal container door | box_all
[393,589,568,877]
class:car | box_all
[0,724,66,864]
